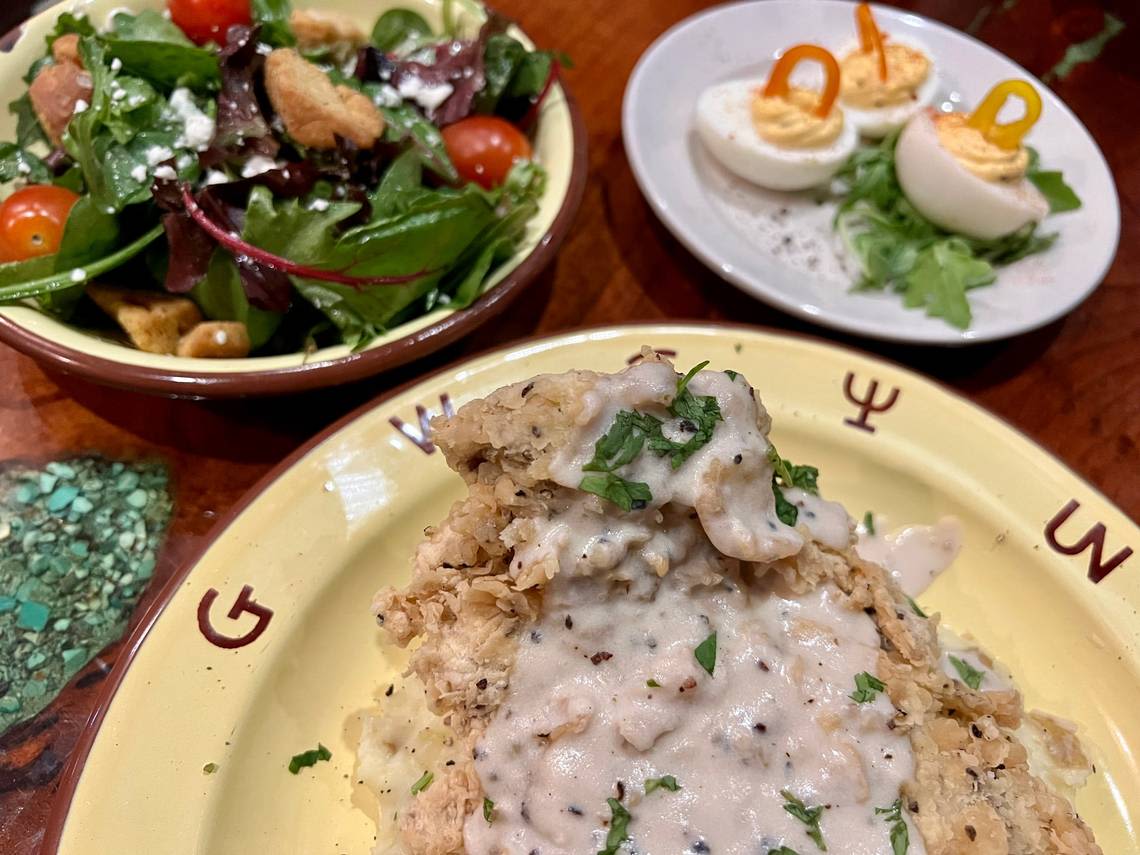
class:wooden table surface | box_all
[1,0,1136,851]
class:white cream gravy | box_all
[463,365,926,854]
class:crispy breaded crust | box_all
[264,49,383,149]
[372,360,1101,855]
[176,321,251,358]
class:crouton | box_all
[51,33,82,66]
[263,48,383,149]
[28,61,93,146]
[87,284,202,355]
[289,9,367,51]
[176,321,251,358]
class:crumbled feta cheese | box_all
[130,164,148,183]
[204,169,230,186]
[240,155,278,178]
[256,42,273,56]
[145,145,174,166]
[437,293,452,305]
[397,76,454,112]
[372,84,402,108]
[169,88,216,151]
[309,198,330,212]
[69,269,85,283]
[17,161,30,175]
[72,99,89,115]
[111,86,126,102]
[110,57,122,71]
[153,165,177,180]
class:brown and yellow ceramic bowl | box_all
[0,0,586,397]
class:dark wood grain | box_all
[1,0,1137,851]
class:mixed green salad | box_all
[834,132,1081,329]
[0,0,564,356]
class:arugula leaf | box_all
[103,10,221,91]
[694,631,717,676]
[781,789,827,851]
[483,796,494,823]
[288,742,331,774]
[579,473,652,512]
[875,799,910,855]
[1025,150,1081,213]
[835,131,1070,328]
[597,798,631,855]
[850,671,886,703]
[410,770,434,794]
[45,11,96,47]
[644,775,680,794]
[0,143,50,184]
[948,655,985,690]
[372,9,433,54]
[252,0,296,47]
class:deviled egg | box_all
[896,79,1049,240]
[838,3,938,138]
[696,44,857,191]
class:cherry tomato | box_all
[167,0,251,46]
[441,117,533,190]
[0,185,79,261]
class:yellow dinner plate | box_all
[45,325,1139,853]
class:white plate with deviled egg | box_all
[622,0,1120,345]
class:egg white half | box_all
[695,79,858,191]
[895,111,1049,240]
[837,36,939,139]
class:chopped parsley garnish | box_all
[410,770,434,795]
[948,655,985,690]
[724,369,739,380]
[646,678,661,688]
[863,511,875,535]
[202,762,218,774]
[905,596,927,618]
[875,799,910,855]
[579,472,652,512]
[578,363,723,510]
[781,789,828,851]
[597,797,631,855]
[694,631,717,676]
[483,796,495,823]
[288,743,331,774]
[644,775,680,794]
[850,671,887,703]
[767,446,821,526]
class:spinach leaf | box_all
[0,224,164,304]
[0,143,50,184]
[475,34,527,113]
[103,10,221,91]
[381,105,459,182]
[39,196,120,316]
[252,0,296,47]
[190,250,284,349]
[371,9,433,54]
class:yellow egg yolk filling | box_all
[752,87,844,149]
[840,43,931,109]
[935,113,1029,182]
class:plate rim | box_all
[0,5,589,398]
[621,0,1122,346]
[40,320,1138,851]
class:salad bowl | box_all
[0,0,586,396]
